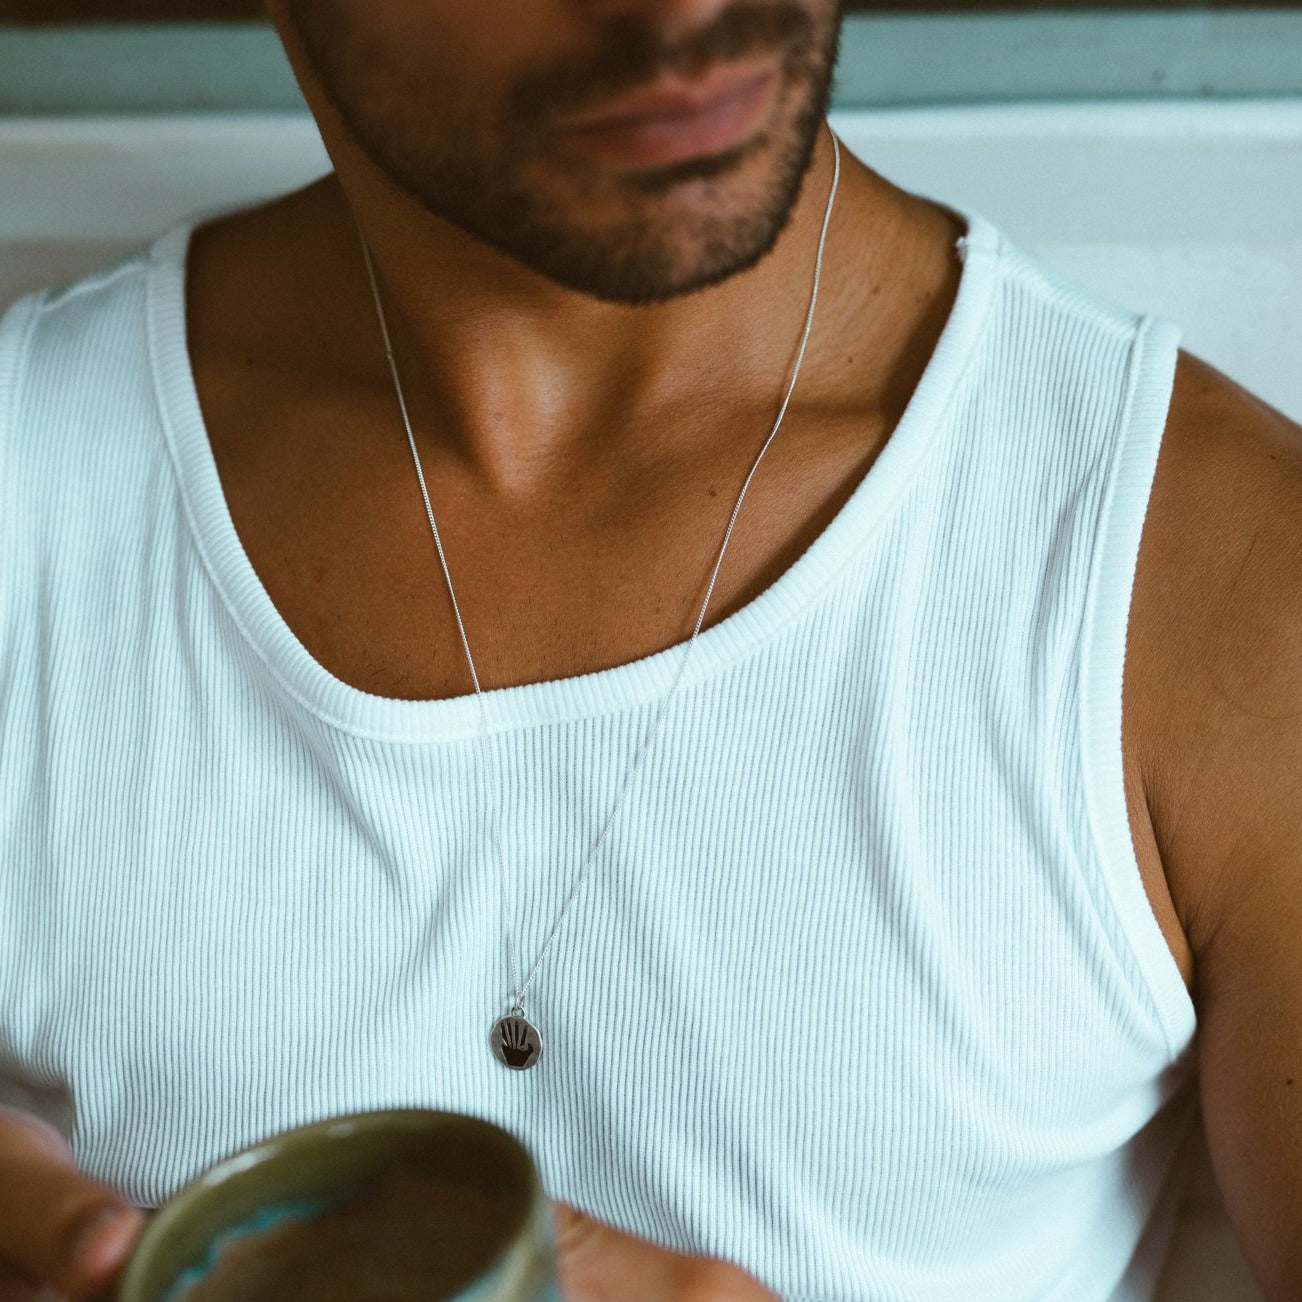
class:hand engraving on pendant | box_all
[497,1016,540,1069]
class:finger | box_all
[0,1252,66,1302]
[551,1202,692,1301]
[550,1202,778,1301]
[0,1108,145,1300]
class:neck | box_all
[277,127,891,492]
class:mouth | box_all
[554,65,781,168]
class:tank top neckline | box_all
[146,199,1001,743]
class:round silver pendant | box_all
[491,1013,542,1070]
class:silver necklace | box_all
[356,121,841,1070]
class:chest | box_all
[197,399,1198,1004]
[196,347,889,704]
[2,650,1189,1296]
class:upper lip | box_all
[556,62,778,130]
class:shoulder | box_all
[7,238,165,400]
[1132,351,1302,1295]
[1,250,155,438]
[1128,349,1302,970]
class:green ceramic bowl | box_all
[114,1109,561,1302]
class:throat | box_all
[182,182,964,703]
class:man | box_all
[0,0,1299,1297]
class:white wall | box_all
[1,102,1300,423]
[839,100,1302,425]
[0,102,1292,1300]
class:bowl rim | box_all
[116,1107,544,1301]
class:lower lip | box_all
[557,70,778,168]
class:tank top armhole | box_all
[1078,312,1198,1065]
[0,290,46,637]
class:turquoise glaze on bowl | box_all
[115,1109,561,1302]
[158,1199,329,1302]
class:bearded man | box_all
[0,2,1300,1299]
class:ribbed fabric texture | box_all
[0,203,1198,1300]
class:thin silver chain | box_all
[355,121,842,1020]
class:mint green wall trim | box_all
[0,25,299,114]
[2,11,1302,116]
[835,11,1302,106]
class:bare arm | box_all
[1131,353,1302,1299]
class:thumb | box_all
[550,1201,695,1301]
[549,1201,776,1301]
[0,1107,146,1299]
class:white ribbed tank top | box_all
[0,202,1198,1300]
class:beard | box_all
[283,0,843,306]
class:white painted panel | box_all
[836,101,1302,423]
[1,103,1299,423]
[0,115,330,243]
